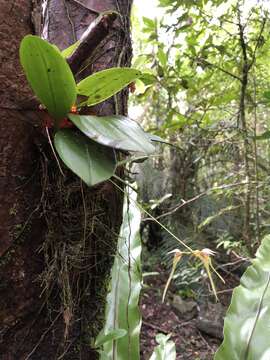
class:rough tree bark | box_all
[0,0,132,359]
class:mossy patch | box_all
[38,153,124,358]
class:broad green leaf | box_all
[143,17,156,29]
[54,129,116,186]
[157,47,167,68]
[215,235,270,360]
[149,334,176,360]
[95,329,127,348]
[20,35,76,121]
[68,114,155,154]
[256,131,270,141]
[263,91,270,101]
[133,55,151,69]
[99,188,142,360]
[140,73,157,85]
[77,67,142,106]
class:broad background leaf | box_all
[68,114,156,154]
[77,67,141,106]
[99,187,142,360]
[54,129,116,186]
[20,35,76,121]
[215,235,270,360]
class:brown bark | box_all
[0,0,132,359]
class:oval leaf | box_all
[215,235,270,360]
[77,67,142,106]
[20,35,76,120]
[54,129,116,186]
[68,114,156,154]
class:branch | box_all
[143,181,249,222]
[184,53,242,82]
[200,58,242,82]
[248,17,266,71]
[67,12,117,74]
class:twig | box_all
[143,181,249,221]
[200,289,233,296]
[199,58,242,82]
[216,258,249,270]
[25,313,61,360]
[248,17,266,71]
[185,53,242,82]
[197,330,215,354]
[143,321,171,334]
[45,126,65,176]
[67,12,117,74]
[64,0,76,42]
[70,0,100,14]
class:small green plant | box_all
[216,232,244,255]
[149,333,176,360]
[19,35,158,186]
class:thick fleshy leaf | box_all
[68,114,156,154]
[215,235,270,360]
[99,188,142,360]
[54,129,116,186]
[77,67,142,106]
[20,35,76,121]
[149,334,176,360]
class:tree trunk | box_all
[0,1,132,359]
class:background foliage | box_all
[132,0,270,299]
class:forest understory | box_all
[140,255,240,359]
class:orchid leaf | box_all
[20,35,76,122]
[68,114,155,154]
[54,129,116,186]
[61,41,80,58]
[77,67,142,106]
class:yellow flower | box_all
[193,248,225,301]
[162,249,182,303]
